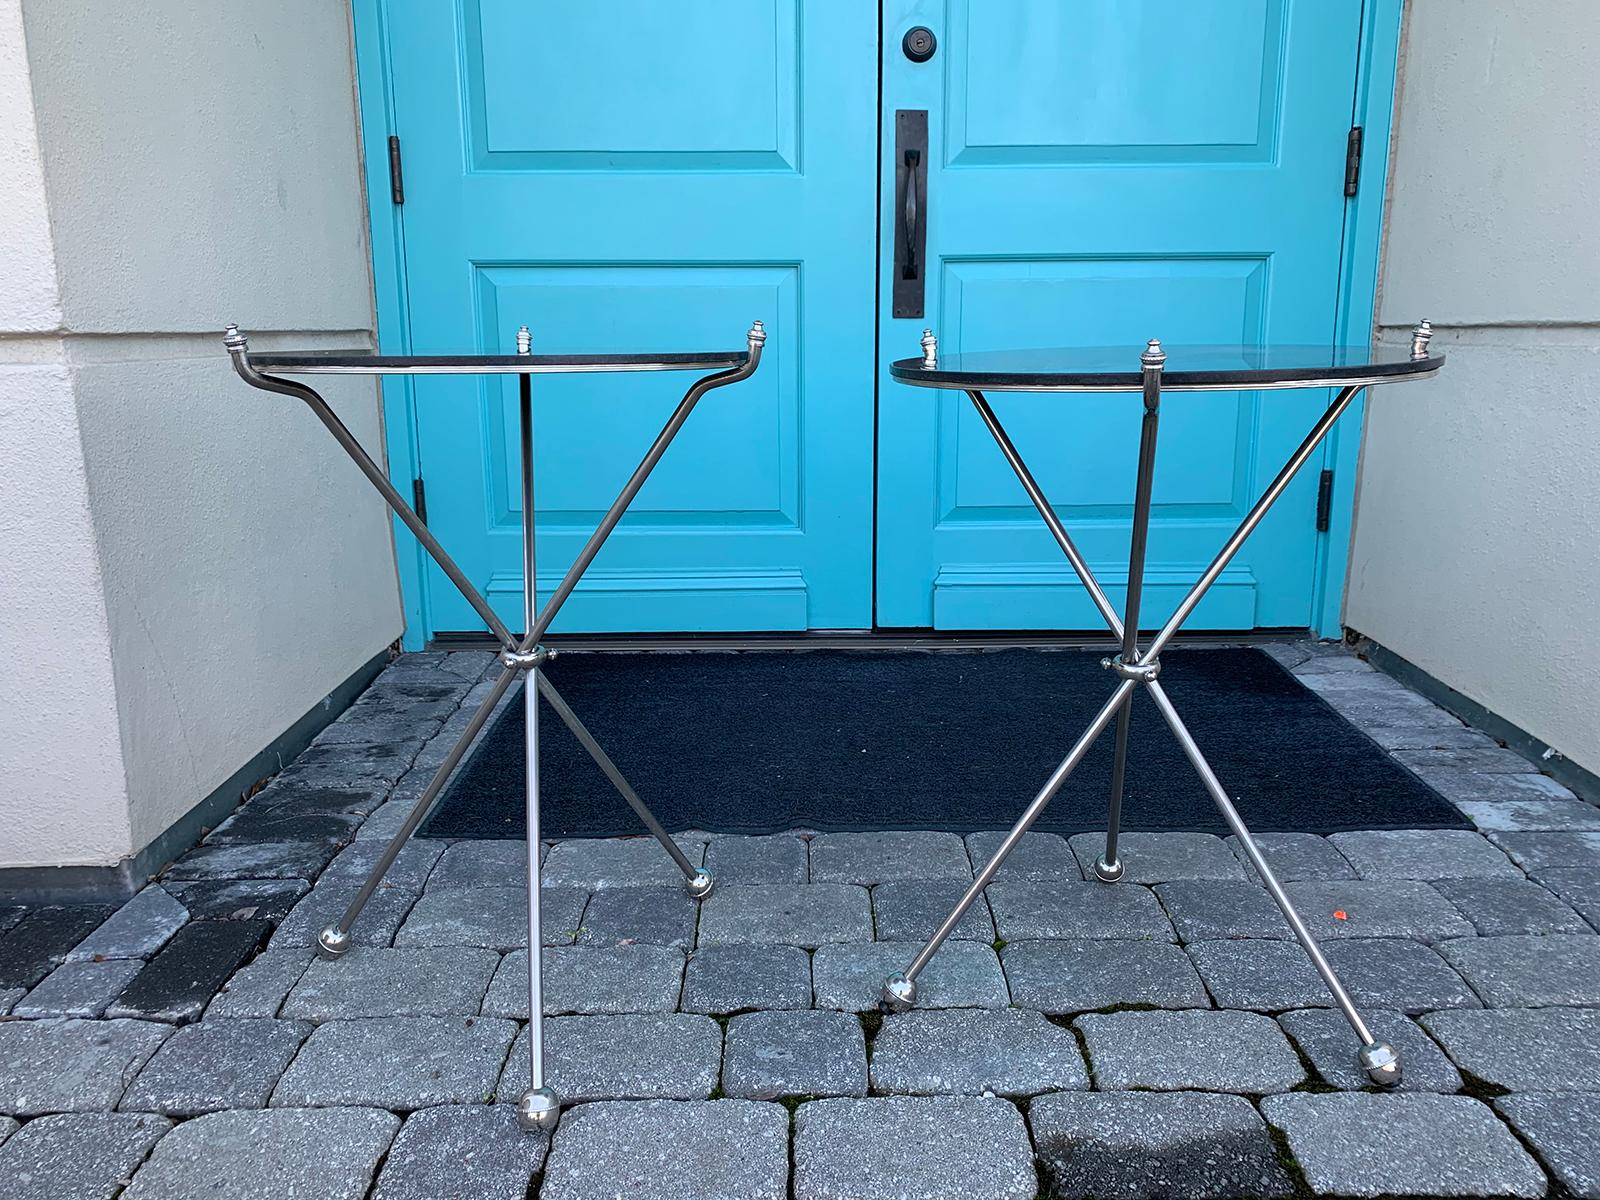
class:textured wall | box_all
[4,1,403,870]
[1346,1,1600,775]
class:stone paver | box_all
[1431,876,1593,935]
[964,831,1081,881]
[12,958,144,1019]
[0,1018,170,1115]
[1154,880,1292,941]
[1491,830,1600,872]
[1187,937,1479,1014]
[106,919,271,1023]
[1262,1093,1545,1198]
[871,1008,1087,1096]
[722,1009,867,1099]
[1329,829,1522,880]
[1076,1009,1305,1092]
[0,906,117,989]
[120,1018,311,1115]
[372,1104,547,1200]
[1030,1091,1294,1199]
[161,840,338,882]
[0,1115,14,1147]
[1282,880,1475,941]
[500,1013,722,1104]
[482,945,684,1016]
[575,885,696,948]
[1539,867,1600,927]
[1279,1008,1463,1092]
[281,946,498,1019]
[164,878,309,922]
[1415,767,1575,806]
[392,885,529,950]
[425,839,529,890]
[542,1100,787,1200]
[319,838,445,891]
[793,1096,1036,1200]
[1457,798,1600,832]
[1439,933,1600,1006]
[680,943,811,1014]
[870,879,995,942]
[812,941,1008,1010]
[809,831,971,884]
[1227,832,1357,881]
[1001,938,1208,1013]
[986,880,1175,941]
[272,878,418,950]
[699,884,872,947]
[67,887,189,962]
[0,1112,171,1200]
[1495,1094,1600,1199]
[1422,1008,1600,1091]
[206,947,312,1018]
[273,1016,517,1109]
[542,836,705,889]
[120,1107,398,1200]
[703,834,809,884]
[1069,832,1245,883]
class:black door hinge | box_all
[1343,126,1363,197]
[1315,469,1334,532]
[412,476,427,523]
[388,135,405,205]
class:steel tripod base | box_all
[879,973,917,1013]
[1360,1041,1402,1087]
[685,868,715,900]
[516,1086,561,1133]
[1092,857,1124,883]
[316,927,352,960]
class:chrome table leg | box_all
[1145,679,1399,1085]
[1095,341,1166,884]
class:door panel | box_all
[390,1,876,635]
[876,0,1362,632]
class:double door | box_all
[377,0,1366,637]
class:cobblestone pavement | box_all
[2,644,1598,1199]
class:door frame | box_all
[350,0,1405,650]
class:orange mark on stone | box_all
[1333,910,1348,920]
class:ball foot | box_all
[879,973,917,1014]
[1359,1041,1402,1087]
[316,926,352,960]
[516,1087,561,1133]
[685,867,715,901]
[1093,857,1125,884]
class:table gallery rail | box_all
[877,323,1444,1088]
[224,321,766,1131]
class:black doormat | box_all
[419,648,1468,839]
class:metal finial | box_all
[223,323,247,352]
[747,319,766,346]
[1410,319,1433,360]
[1141,338,1165,369]
[921,329,938,368]
[516,326,532,355]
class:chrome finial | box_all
[516,326,532,355]
[516,1086,560,1133]
[223,324,247,354]
[747,319,766,347]
[1142,339,1166,369]
[1410,319,1433,360]
[880,972,918,1013]
[921,329,938,368]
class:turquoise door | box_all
[366,1,1375,638]
[384,2,878,635]
[875,0,1365,631]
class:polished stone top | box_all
[891,343,1443,392]
[243,349,749,375]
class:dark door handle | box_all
[902,149,921,280]
[893,110,929,319]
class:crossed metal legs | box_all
[881,339,1402,1088]
[227,322,764,1131]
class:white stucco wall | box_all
[1346,0,1600,776]
[3,1,403,871]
